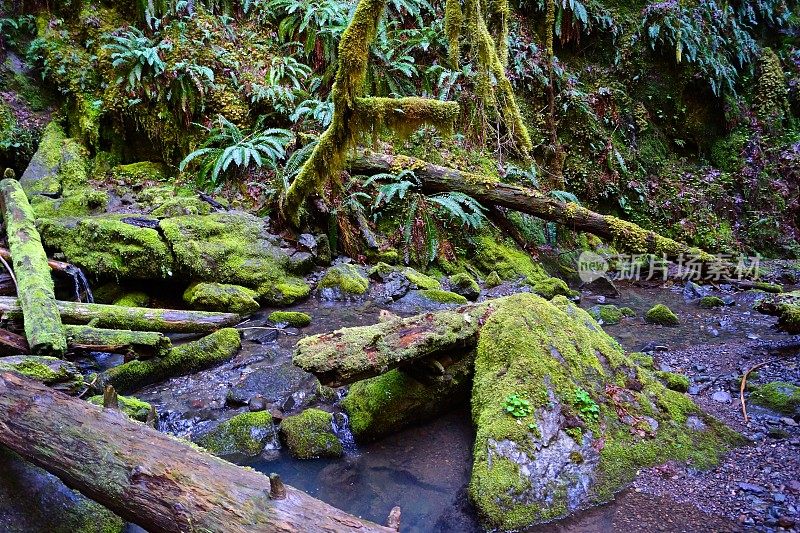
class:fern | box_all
[104,27,169,93]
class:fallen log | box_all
[294,299,498,386]
[349,152,720,264]
[0,247,74,274]
[64,325,171,359]
[0,296,241,333]
[0,327,29,354]
[0,178,67,356]
[103,327,241,393]
[0,371,393,532]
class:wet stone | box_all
[227,363,312,407]
[712,390,733,403]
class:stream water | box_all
[130,279,788,531]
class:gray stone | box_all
[712,390,732,403]
[580,277,620,298]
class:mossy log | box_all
[0,178,67,356]
[294,299,497,386]
[0,372,394,533]
[63,325,171,358]
[0,296,241,333]
[103,328,241,393]
[349,152,721,265]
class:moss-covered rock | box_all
[109,161,167,183]
[318,263,369,297]
[416,289,468,305]
[268,311,311,327]
[645,304,679,326]
[150,196,212,217]
[699,296,725,309]
[449,272,480,300]
[104,328,241,393]
[183,282,259,314]
[196,410,276,456]
[750,381,800,415]
[342,356,473,441]
[588,304,635,325]
[279,408,343,459]
[87,394,152,421]
[754,291,800,333]
[112,291,149,308]
[470,293,738,530]
[485,271,502,288]
[656,371,690,392]
[532,277,574,299]
[473,235,548,285]
[37,215,173,280]
[0,356,84,394]
[18,121,85,197]
[750,281,783,294]
[403,267,441,290]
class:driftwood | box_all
[349,152,721,263]
[294,299,498,386]
[0,178,67,355]
[0,247,74,274]
[0,296,241,333]
[0,371,394,533]
[64,325,171,358]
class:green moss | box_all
[109,162,167,183]
[318,263,369,295]
[269,278,311,305]
[31,187,109,219]
[150,196,212,217]
[183,282,259,314]
[104,328,241,393]
[656,371,690,393]
[699,296,725,309]
[449,272,480,293]
[196,410,275,456]
[87,394,152,421]
[751,381,800,415]
[473,235,548,285]
[268,311,311,327]
[279,408,343,459]
[645,304,680,326]
[417,289,468,304]
[368,262,396,278]
[532,277,573,299]
[631,352,654,369]
[112,292,149,308]
[752,281,783,294]
[403,267,441,290]
[0,356,84,393]
[485,271,502,288]
[589,304,630,325]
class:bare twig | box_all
[0,253,17,292]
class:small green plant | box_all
[503,394,532,418]
[573,388,600,421]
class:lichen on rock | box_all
[279,408,343,459]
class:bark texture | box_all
[0,296,241,333]
[0,178,67,355]
[0,372,394,533]
[63,325,171,358]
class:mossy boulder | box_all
[279,408,343,459]
[18,121,86,197]
[645,304,680,326]
[150,196,212,217]
[699,296,725,309]
[403,267,441,290]
[112,291,149,307]
[750,381,800,415]
[196,411,276,456]
[342,356,473,441]
[109,161,167,183]
[470,293,739,530]
[532,277,574,300]
[87,394,152,421]
[588,304,634,325]
[656,371,691,392]
[183,282,260,314]
[485,271,502,288]
[0,356,85,394]
[473,236,548,285]
[417,289,468,305]
[268,311,311,327]
[318,263,369,297]
[37,215,173,280]
[449,272,480,300]
[754,291,800,333]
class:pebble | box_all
[739,482,766,494]
[712,390,732,403]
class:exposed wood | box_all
[0,247,74,274]
[294,298,499,386]
[349,152,726,266]
[0,178,67,356]
[64,325,171,358]
[0,296,241,333]
[0,327,29,355]
[0,372,394,533]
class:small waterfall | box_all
[65,264,94,303]
[332,411,358,453]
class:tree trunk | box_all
[0,296,241,333]
[0,178,67,356]
[349,152,720,264]
[0,371,394,533]
[64,325,171,358]
[294,299,498,386]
